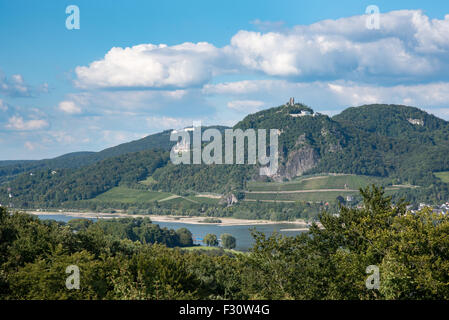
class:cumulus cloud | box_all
[146,116,194,131]
[62,88,213,120]
[11,9,449,161]
[204,79,449,120]
[227,11,441,81]
[5,116,49,131]
[0,99,7,111]
[24,141,36,151]
[48,131,76,144]
[227,100,265,112]
[58,100,82,114]
[203,79,285,95]
[0,73,31,97]
[101,130,147,147]
[74,10,449,89]
[75,42,224,89]
[326,81,449,107]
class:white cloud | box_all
[319,110,340,117]
[227,100,265,112]
[326,81,449,107]
[101,130,147,146]
[5,116,49,131]
[227,12,438,80]
[203,79,288,95]
[48,131,76,144]
[61,89,214,121]
[24,141,36,151]
[74,10,449,89]
[75,42,223,89]
[10,9,449,161]
[0,99,7,111]
[0,73,31,97]
[146,116,196,131]
[58,100,82,114]
[204,79,449,120]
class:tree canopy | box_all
[1,185,448,300]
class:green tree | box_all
[220,234,236,250]
[68,218,93,231]
[203,234,218,247]
[176,228,193,247]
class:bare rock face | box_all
[281,146,319,180]
[268,133,320,181]
[219,193,238,206]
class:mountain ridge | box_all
[1,103,449,207]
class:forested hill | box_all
[1,103,449,207]
[0,149,169,207]
[333,104,449,143]
[230,102,449,184]
[325,104,449,185]
[149,103,449,199]
[0,126,229,184]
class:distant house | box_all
[418,203,427,210]
[173,139,190,153]
[407,118,424,126]
[346,195,354,202]
[290,110,312,117]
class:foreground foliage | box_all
[1,186,448,299]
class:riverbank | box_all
[27,210,309,227]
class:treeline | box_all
[391,181,449,204]
[1,186,449,299]
[68,217,193,247]
[0,150,169,207]
[60,197,330,221]
[326,104,449,186]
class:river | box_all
[37,214,307,251]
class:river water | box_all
[37,214,306,251]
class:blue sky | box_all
[1,0,449,160]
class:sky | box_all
[1,0,449,160]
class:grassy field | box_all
[93,186,223,206]
[435,171,449,183]
[246,174,387,192]
[245,190,359,202]
[143,194,221,206]
[93,187,173,203]
[189,195,221,205]
[243,174,395,203]
[91,174,409,206]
